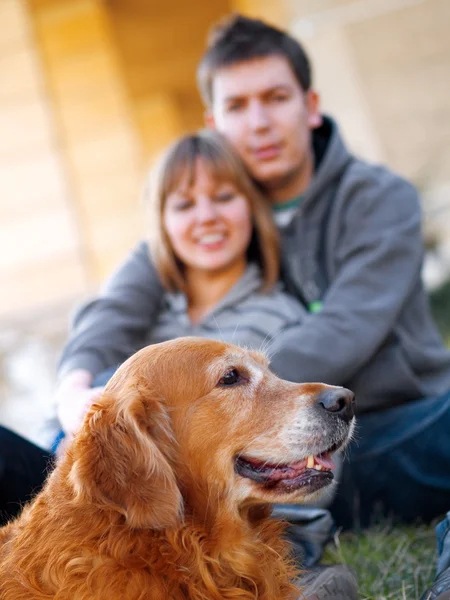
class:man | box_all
[3,13,450,600]
[195,13,450,524]
[195,20,450,598]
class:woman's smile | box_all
[195,231,227,249]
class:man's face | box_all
[208,55,321,199]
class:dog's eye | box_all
[218,368,241,386]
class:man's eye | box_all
[218,368,241,386]
[271,94,288,103]
[226,102,243,113]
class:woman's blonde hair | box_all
[145,129,279,292]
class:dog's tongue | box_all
[314,452,335,470]
[245,458,308,481]
[246,452,336,481]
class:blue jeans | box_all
[330,390,450,529]
[436,511,450,577]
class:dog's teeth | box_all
[315,464,323,470]
[306,456,314,469]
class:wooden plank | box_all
[56,91,129,140]
[28,0,157,287]
[0,207,81,272]
[0,97,53,157]
[0,256,86,318]
[74,171,141,216]
[0,152,69,218]
[109,5,230,97]
[44,50,122,98]
[68,127,140,178]
[87,210,145,281]
[33,0,109,58]
[0,46,41,101]
[231,0,291,26]
[134,93,183,158]
[0,0,30,49]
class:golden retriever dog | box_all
[0,337,355,600]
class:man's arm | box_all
[58,241,164,378]
[270,169,423,386]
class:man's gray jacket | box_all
[59,116,450,414]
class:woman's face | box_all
[163,158,253,277]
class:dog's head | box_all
[68,338,355,529]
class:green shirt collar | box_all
[271,195,303,213]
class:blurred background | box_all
[1,0,450,447]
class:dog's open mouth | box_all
[235,444,340,494]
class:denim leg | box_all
[330,390,450,528]
[272,505,335,567]
[436,511,450,577]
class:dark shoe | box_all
[297,564,358,600]
[420,566,450,600]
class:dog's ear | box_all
[69,381,183,530]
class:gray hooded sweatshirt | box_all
[59,116,450,414]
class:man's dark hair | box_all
[197,13,312,107]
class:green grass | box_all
[324,522,438,600]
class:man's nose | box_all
[248,100,270,131]
[317,387,355,423]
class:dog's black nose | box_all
[317,387,355,423]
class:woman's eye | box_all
[218,368,241,386]
[174,200,193,211]
[214,192,235,203]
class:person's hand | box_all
[55,370,104,437]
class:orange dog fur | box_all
[0,337,354,600]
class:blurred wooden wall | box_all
[0,0,86,318]
[4,0,448,322]
[0,0,286,321]
[29,0,149,286]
